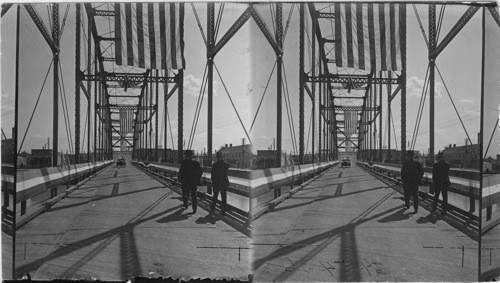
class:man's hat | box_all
[184,150,194,157]
[216,151,223,158]
[406,150,414,156]
[436,152,444,159]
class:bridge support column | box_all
[207,3,215,166]
[299,3,305,165]
[400,4,407,164]
[75,3,81,164]
[52,3,59,166]
[429,4,436,161]
[276,3,283,167]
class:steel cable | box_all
[18,59,54,154]
[435,64,479,159]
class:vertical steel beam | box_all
[164,80,168,161]
[388,71,392,162]
[12,4,20,277]
[150,75,153,158]
[311,6,315,163]
[429,4,436,160]
[479,7,485,276]
[75,3,81,163]
[369,85,372,161]
[207,3,215,166]
[146,83,149,160]
[177,70,184,163]
[379,71,383,162]
[177,3,185,164]
[52,3,59,166]
[93,34,97,162]
[401,4,407,164]
[318,58,322,162]
[276,3,283,167]
[98,76,102,161]
[155,70,159,161]
[87,8,92,162]
[299,3,305,164]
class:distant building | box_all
[358,149,405,163]
[31,149,52,168]
[441,143,480,169]
[255,150,289,168]
[218,144,254,168]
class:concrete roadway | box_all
[252,163,478,282]
[4,164,250,281]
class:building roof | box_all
[485,156,496,163]
[219,144,252,154]
[441,144,480,155]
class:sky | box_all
[1,2,499,159]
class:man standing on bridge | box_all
[401,150,424,213]
[432,152,450,215]
[211,151,229,216]
[179,150,203,213]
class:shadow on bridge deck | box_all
[252,163,478,282]
[3,164,250,281]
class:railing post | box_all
[469,187,475,213]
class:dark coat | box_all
[401,159,424,186]
[211,160,229,188]
[179,158,202,188]
[432,161,451,187]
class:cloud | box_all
[407,76,442,99]
[183,74,221,98]
[459,99,474,104]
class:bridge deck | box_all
[252,163,478,282]
[2,164,250,280]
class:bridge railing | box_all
[482,174,500,234]
[357,161,480,221]
[250,161,339,219]
[131,160,339,222]
[1,161,113,233]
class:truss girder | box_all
[317,12,334,19]
[209,6,252,58]
[98,104,155,110]
[24,4,58,54]
[94,9,114,17]
[307,74,400,84]
[431,5,480,59]
[82,73,176,83]
[488,6,500,28]
[250,5,282,55]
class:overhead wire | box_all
[250,61,277,132]
[18,59,54,154]
[58,60,75,157]
[410,64,430,150]
[188,64,208,149]
[214,3,225,41]
[435,64,479,159]
[390,108,398,151]
[484,118,499,159]
[412,4,429,48]
[58,4,70,40]
[191,3,207,46]
[282,3,294,41]
[282,64,299,155]
[214,62,252,143]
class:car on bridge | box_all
[341,157,351,168]
[116,157,126,168]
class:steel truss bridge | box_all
[2,2,500,281]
